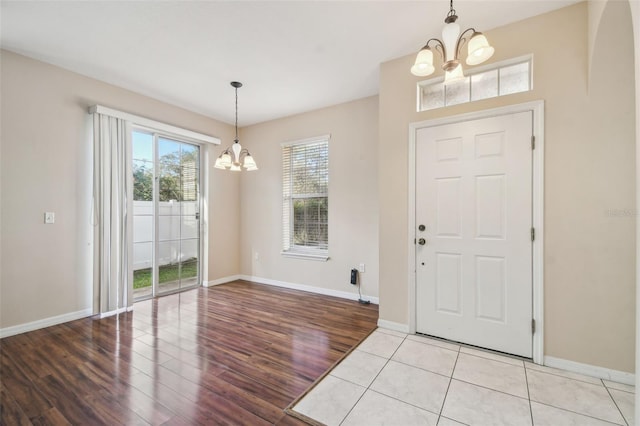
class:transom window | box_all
[282,135,330,260]
[418,56,532,111]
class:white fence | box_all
[133,200,199,271]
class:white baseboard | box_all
[377,319,410,333]
[544,356,635,386]
[99,305,133,319]
[240,275,379,305]
[204,275,243,287]
[0,308,94,339]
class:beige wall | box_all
[239,96,379,298]
[0,50,239,328]
[379,2,636,372]
[631,0,640,412]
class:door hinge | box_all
[531,135,536,150]
[531,227,535,241]
[532,319,536,334]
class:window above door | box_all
[417,55,533,112]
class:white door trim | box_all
[408,100,545,364]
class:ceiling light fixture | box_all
[411,0,494,84]
[214,81,258,171]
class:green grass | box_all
[133,260,198,289]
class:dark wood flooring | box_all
[0,280,378,425]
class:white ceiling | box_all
[1,0,578,126]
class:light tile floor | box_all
[292,329,635,426]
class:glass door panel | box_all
[132,131,200,300]
[179,141,200,292]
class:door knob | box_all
[418,238,426,245]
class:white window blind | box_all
[282,136,329,260]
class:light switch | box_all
[44,212,55,224]
[359,263,365,273]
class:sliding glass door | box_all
[132,130,201,300]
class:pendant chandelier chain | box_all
[234,85,239,143]
[447,0,457,21]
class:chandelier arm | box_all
[455,27,478,62]
[424,38,446,62]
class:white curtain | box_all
[92,113,133,316]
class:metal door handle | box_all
[418,238,426,245]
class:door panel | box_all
[435,253,462,314]
[416,111,533,357]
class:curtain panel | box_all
[92,113,133,316]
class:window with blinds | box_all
[282,135,329,260]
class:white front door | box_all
[415,111,533,357]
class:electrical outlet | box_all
[44,212,55,224]
[359,263,365,273]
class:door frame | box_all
[407,100,545,364]
[130,125,207,300]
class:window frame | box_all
[417,55,533,112]
[281,134,330,261]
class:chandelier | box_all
[214,81,258,171]
[410,0,494,83]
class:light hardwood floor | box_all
[0,280,378,425]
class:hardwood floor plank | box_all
[129,370,272,426]
[216,369,292,409]
[276,412,312,426]
[0,281,378,424]
[33,375,108,425]
[0,349,53,419]
[0,384,33,426]
[29,407,72,426]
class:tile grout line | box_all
[365,388,442,418]
[602,378,630,426]
[449,377,531,401]
[523,361,534,425]
[385,356,458,380]
[525,364,608,387]
[530,400,628,426]
[437,346,461,424]
[338,334,408,425]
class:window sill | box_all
[281,251,329,262]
